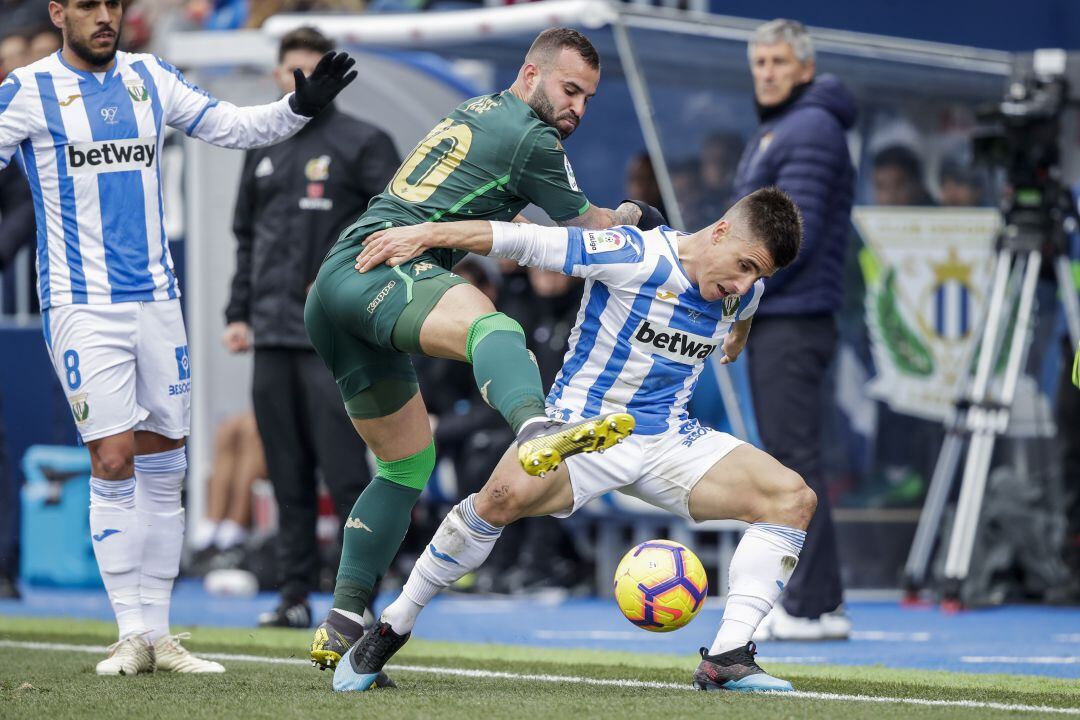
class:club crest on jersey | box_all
[584,229,625,254]
[125,82,149,102]
[631,320,717,364]
[721,295,741,318]
[305,155,331,181]
[70,393,90,424]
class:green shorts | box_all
[305,226,467,419]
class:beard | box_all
[527,85,577,140]
[66,22,120,68]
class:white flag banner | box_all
[852,207,1001,422]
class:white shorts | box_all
[556,418,744,521]
[45,299,191,443]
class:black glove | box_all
[288,51,358,117]
[622,199,667,231]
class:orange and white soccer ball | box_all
[614,539,708,632]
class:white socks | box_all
[215,519,247,550]
[191,518,247,553]
[710,522,805,655]
[381,494,502,634]
[89,476,145,639]
[134,448,187,642]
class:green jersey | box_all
[333,91,590,269]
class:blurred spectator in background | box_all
[0,32,28,80]
[27,25,61,61]
[938,154,986,207]
[868,146,944,519]
[696,131,742,223]
[246,0,366,29]
[188,412,267,569]
[224,27,399,628]
[625,152,666,222]
[670,157,707,231]
[0,0,49,43]
[733,18,856,640]
[872,144,934,206]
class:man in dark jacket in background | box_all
[732,18,857,641]
[223,27,400,628]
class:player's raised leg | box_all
[686,443,816,692]
[415,283,634,476]
[334,446,572,692]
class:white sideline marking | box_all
[851,631,932,642]
[536,629,930,645]
[962,656,1079,665]
[1054,635,1080,643]
[1,640,1078,716]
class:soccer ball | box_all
[613,539,708,632]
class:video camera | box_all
[972,49,1078,251]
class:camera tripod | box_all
[903,204,1080,605]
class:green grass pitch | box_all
[1,616,1077,719]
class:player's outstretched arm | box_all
[156,53,353,151]
[355,221,495,272]
[356,221,573,274]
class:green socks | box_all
[332,442,436,615]
[466,312,547,434]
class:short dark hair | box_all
[526,27,599,71]
[873,144,923,180]
[278,26,333,63]
[732,186,802,269]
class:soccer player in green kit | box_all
[304,27,665,675]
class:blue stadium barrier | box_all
[20,445,100,588]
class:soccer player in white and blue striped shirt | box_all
[0,0,355,675]
[338,187,817,693]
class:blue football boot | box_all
[332,621,410,693]
[692,642,794,692]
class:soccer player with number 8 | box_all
[0,0,355,675]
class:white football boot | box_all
[154,633,225,673]
[752,603,852,641]
[96,634,156,676]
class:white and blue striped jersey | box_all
[490,223,763,435]
[0,51,309,309]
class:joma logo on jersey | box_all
[66,138,156,175]
[632,320,717,364]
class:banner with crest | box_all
[852,207,1002,422]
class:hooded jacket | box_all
[733,74,857,316]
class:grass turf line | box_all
[0,616,1077,719]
